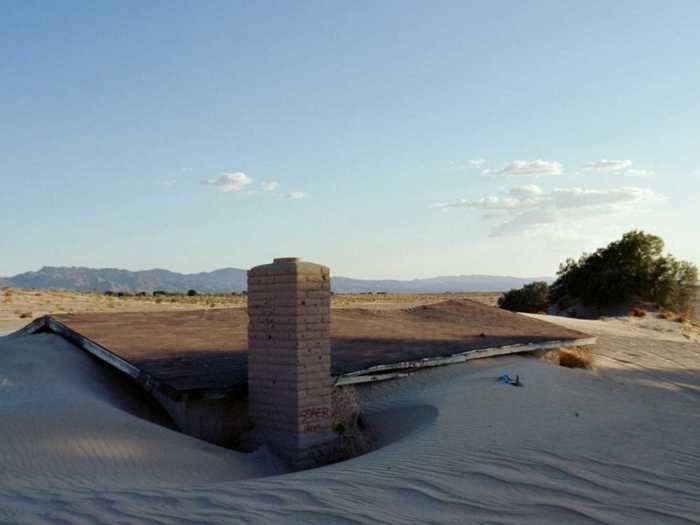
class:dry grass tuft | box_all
[658,310,674,320]
[532,346,594,370]
[18,312,33,319]
[559,347,594,369]
[532,349,561,365]
[332,386,362,429]
[630,307,646,318]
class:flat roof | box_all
[38,300,589,399]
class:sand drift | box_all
[1,329,699,523]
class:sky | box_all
[1,1,699,279]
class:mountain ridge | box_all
[1,266,553,293]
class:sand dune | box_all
[1,319,699,523]
[528,313,700,397]
[0,333,285,492]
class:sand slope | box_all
[527,313,700,398]
[1,323,699,523]
[0,333,285,493]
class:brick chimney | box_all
[247,257,334,468]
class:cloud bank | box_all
[201,174,308,199]
[582,159,632,172]
[437,184,660,236]
[483,160,562,177]
[625,169,654,178]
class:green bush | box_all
[498,281,550,313]
[549,230,698,314]
[187,289,198,297]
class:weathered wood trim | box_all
[45,317,141,379]
[338,337,597,380]
[335,371,413,386]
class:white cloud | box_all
[261,181,279,191]
[625,169,654,178]
[201,172,252,193]
[549,186,657,209]
[286,191,307,200]
[483,159,562,177]
[449,159,487,171]
[508,184,544,200]
[582,159,632,171]
[437,184,661,237]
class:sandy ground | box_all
[526,313,700,400]
[0,287,247,322]
[0,311,699,524]
[0,288,500,334]
[0,321,25,337]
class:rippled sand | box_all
[1,319,698,524]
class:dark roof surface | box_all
[52,300,586,395]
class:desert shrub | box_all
[187,289,198,297]
[550,231,698,315]
[153,290,167,297]
[18,312,33,319]
[498,281,550,313]
[104,290,115,296]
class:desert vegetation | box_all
[497,281,549,313]
[499,231,698,317]
[550,230,698,315]
[537,346,594,369]
[325,386,375,465]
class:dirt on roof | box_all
[51,299,587,394]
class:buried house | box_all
[13,258,594,466]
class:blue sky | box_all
[1,1,698,279]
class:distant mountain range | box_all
[0,266,553,294]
